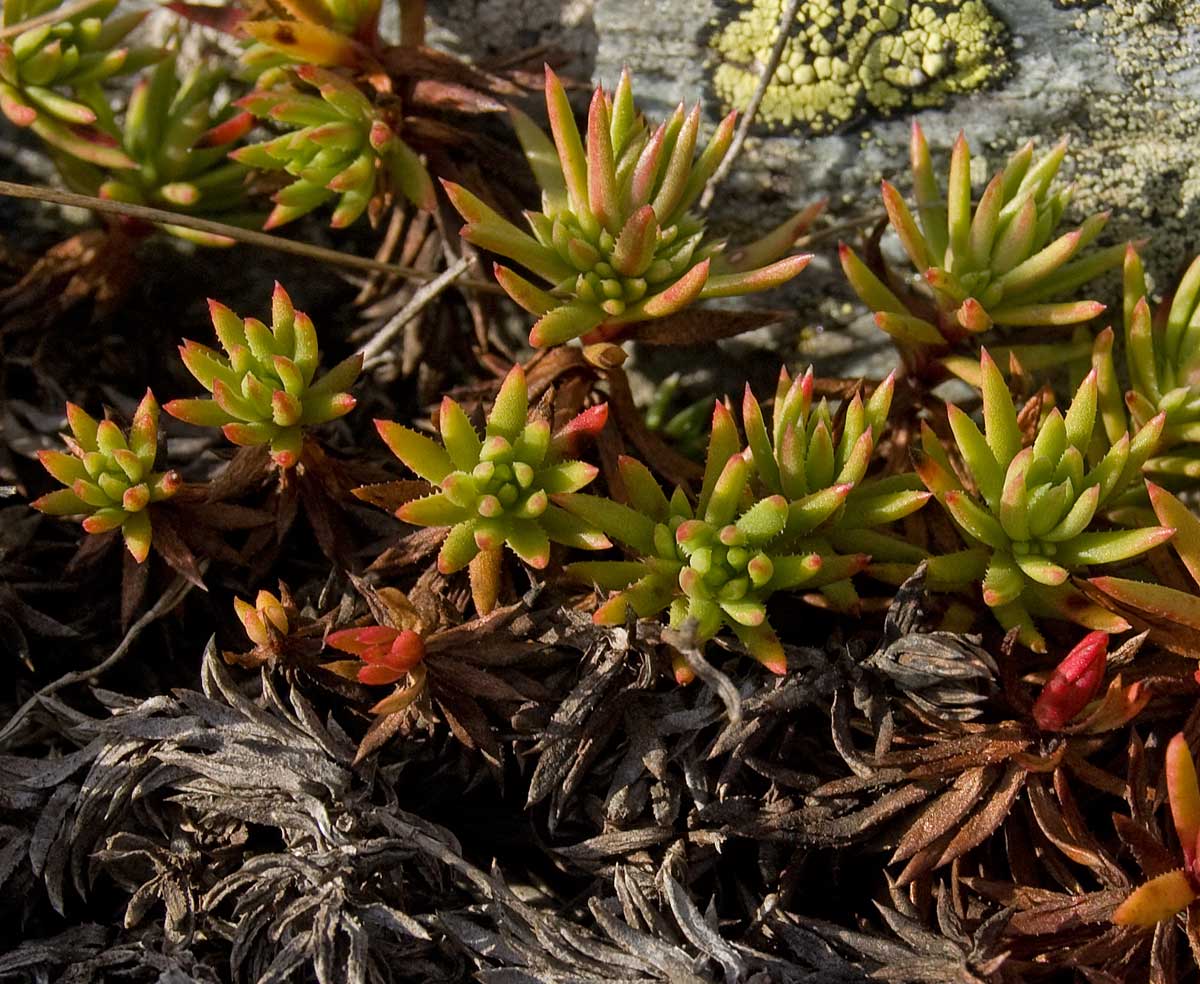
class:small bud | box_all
[1032,631,1108,731]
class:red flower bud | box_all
[550,403,609,457]
[1032,631,1109,731]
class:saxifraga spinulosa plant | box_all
[375,365,611,615]
[740,366,931,611]
[32,391,180,563]
[916,348,1172,651]
[1112,244,1200,481]
[841,123,1123,376]
[0,0,160,166]
[231,64,435,229]
[442,67,813,347]
[165,283,362,468]
[51,54,254,245]
[561,402,840,681]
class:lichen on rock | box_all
[707,0,1011,133]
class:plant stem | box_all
[699,0,803,211]
[360,253,474,367]
[0,0,104,40]
[0,180,503,293]
[0,570,198,747]
[399,0,426,47]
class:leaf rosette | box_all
[741,366,930,609]
[1,0,160,165]
[916,348,1171,650]
[842,123,1122,371]
[32,390,180,563]
[165,282,361,468]
[52,54,254,245]
[443,67,812,347]
[562,402,836,679]
[1118,245,1200,480]
[375,365,610,614]
[231,64,435,229]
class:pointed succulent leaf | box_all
[376,421,454,483]
[1167,733,1200,870]
[1113,870,1199,928]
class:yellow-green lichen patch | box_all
[708,0,1011,133]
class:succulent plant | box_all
[1114,732,1200,928]
[841,124,1122,373]
[31,391,180,563]
[442,67,812,347]
[916,349,1172,651]
[0,0,159,165]
[234,589,290,647]
[322,622,428,716]
[741,366,930,609]
[1113,245,1200,480]
[165,283,362,468]
[231,64,435,229]
[323,624,425,686]
[562,403,844,678]
[51,54,253,245]
[375,365,610,615]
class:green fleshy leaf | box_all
[1014,553,1069,586]
[703,452,749,527]
[991,598,1045,651]
[397,492,465,528]
[32,487,91,516]
[944,491,1009,550]
[505,518,550,569]
[735,495,788,544]
[554,492,656,554]
[509,104,567,212]
[528,303,606,347]
[437,520,479,574]
[539,460,599,495]
[1043,485,1100,542]
[307,352,363,399]
[1056,526,1174,566]
[539,504,610,550]
[982,554,1024,607]
[121,507,152,563]
[1091,576,1200,631]
[979,349,1021,467]
[948,404,1002,511]
[438,398,481,472]
[486,366,528,441]
[1149,483,1200,584]
[376,420,453,484]
[567,560,650,590]
[617,456,670,519]
[1063,370,1097,451]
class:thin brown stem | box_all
[399,0,426,47]
[0,180,503,293]
[699,0,802,211]
[360,253,474,367]
[0,0,104,40]
[0,570,197,747]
